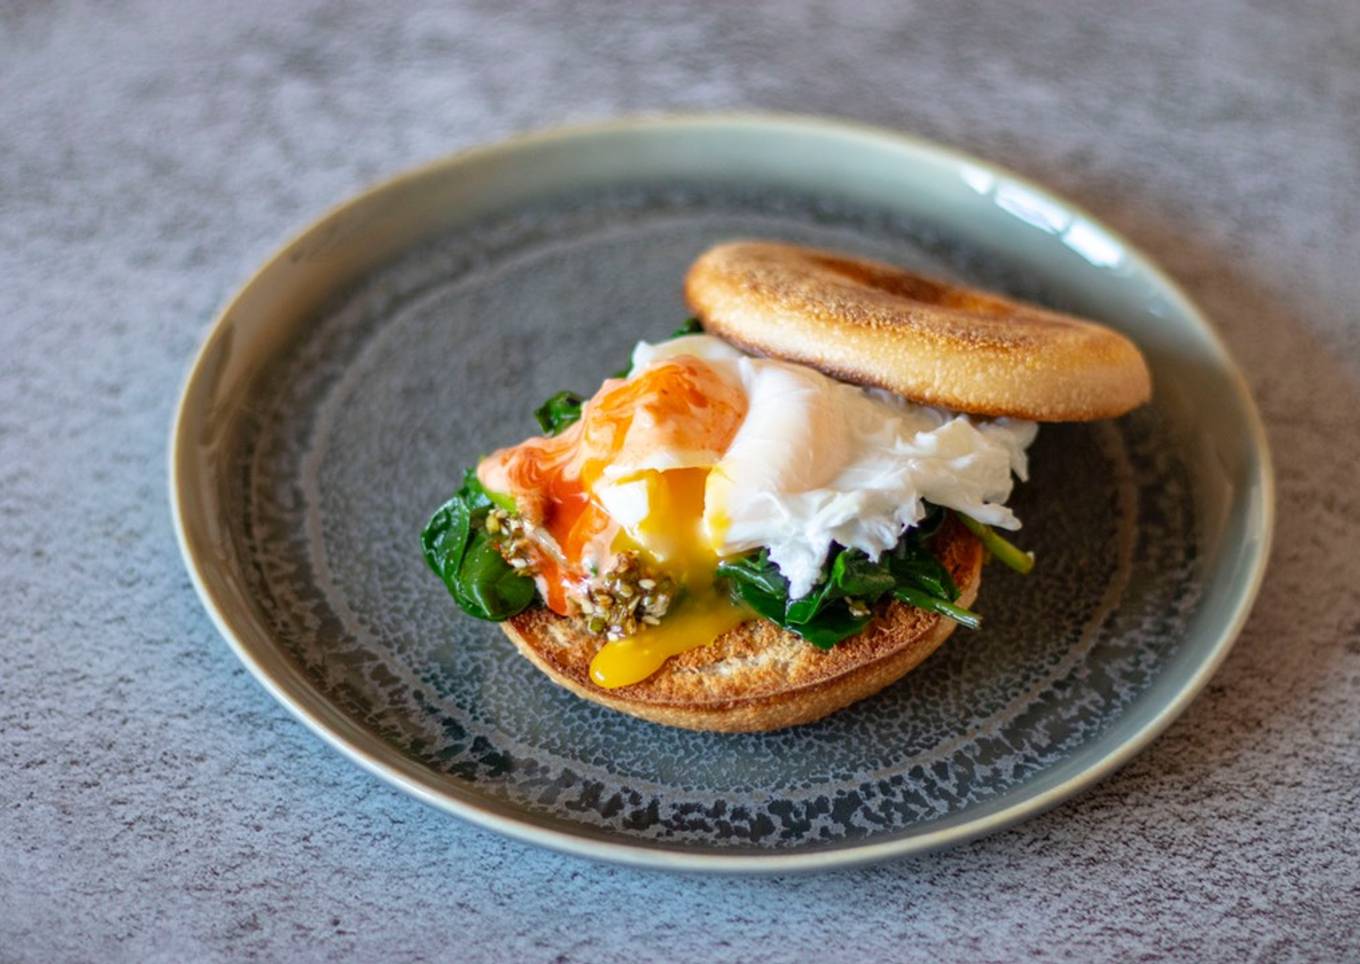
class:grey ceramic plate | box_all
[171,115,1273,873]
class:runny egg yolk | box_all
[588,467,750,689]
[476,357,753,687]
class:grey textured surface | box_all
[2,0,1357,960]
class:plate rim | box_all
[169,111,1275,873]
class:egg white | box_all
[612,335,1038,598]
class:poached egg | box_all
[478,334,1037,688]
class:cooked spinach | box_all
[716,509,981,648]
[957,513,1036,574]
[533,390,585,436]
[669,316,704,338]
[717,549,871,648]
[892,585,981,631]
[421,468,535,621]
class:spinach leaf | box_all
[718,547,882,649]
[785,549,893,624]
[716,549,786,598]
[716,509,984,648]
[533,390,585,436]
[458,534,536,617]
[956,513,1035,574]
[421,468,535,621]
[886,538,958,602]
[893,585,981,631]
[717,551,795,624]
[670,316,704,338]
[794,607,873,650]
[834,550,900,597]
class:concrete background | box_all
[3,1,1357,959]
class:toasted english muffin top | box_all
[685,241,1151,421]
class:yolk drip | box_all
[587,589,750,689]
[588,467,750,689]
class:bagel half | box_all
[500,517,983,732]
[685,241,1151,421]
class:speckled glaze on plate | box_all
[170,115,1273,872]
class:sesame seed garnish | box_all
[564,550,677,641]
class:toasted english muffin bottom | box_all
[500,518,984,732]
